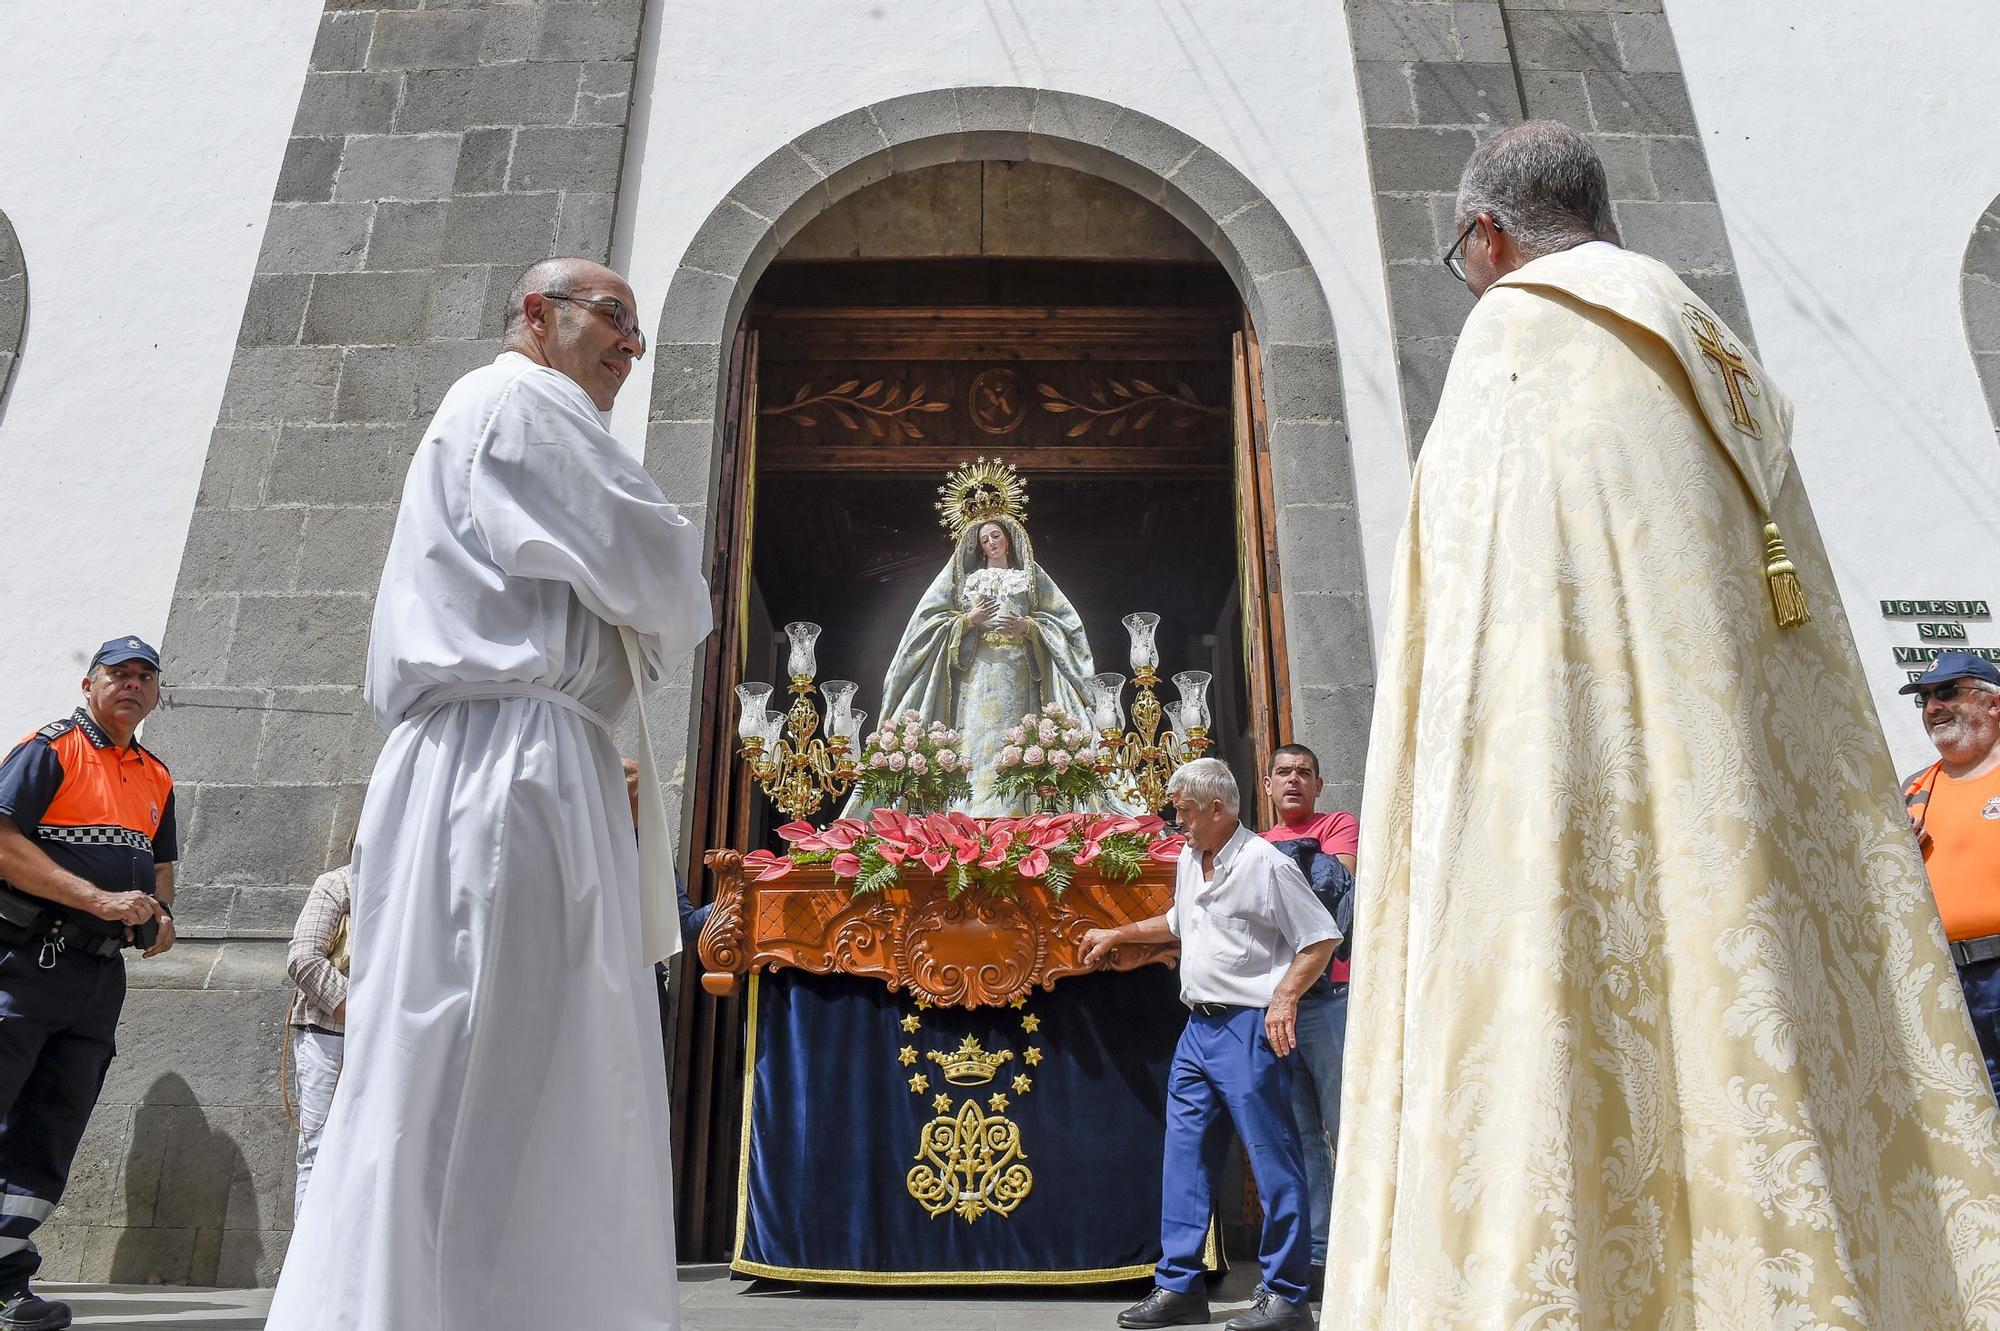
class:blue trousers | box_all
[1157,1006,1313,1305]
[1960,958,2000,1096]
[1289,987,1346,1266]
[0,944,124,1291]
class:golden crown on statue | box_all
[926,1035,1016,1086]
[935,457,1028,538]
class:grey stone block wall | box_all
[1345,0,1756,451]
[70,0,648,1285]
[1963,195,2000,446]
[0,210,23,417]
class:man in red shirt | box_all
[1259,744,1357,1293]
[1899,651,2000,1093]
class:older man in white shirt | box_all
[1082,758,1337,1331]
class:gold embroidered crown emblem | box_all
[926,1034,1015,1086]
[935,457,1028,538]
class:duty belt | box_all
[1950,934,2000,967]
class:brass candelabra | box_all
[1088,613,1213,813]
[736,623,863,822]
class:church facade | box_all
[0,0,1994,1285]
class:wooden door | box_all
[1232,320,1289,830]
[671,329,759,1261]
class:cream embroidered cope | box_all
[1323,245,2000,1330]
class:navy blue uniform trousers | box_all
[0,944,124,1291]
[1961,957,2000,1096]
[1156,1005,1313,1304]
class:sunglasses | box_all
[1912,682,1984,706]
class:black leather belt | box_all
[1189,1001,1252,1017]
[1951,934,2000,967]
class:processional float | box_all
[696,460,1226,1282]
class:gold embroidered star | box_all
[933,1093,952,1113]
[1009,995,1027,1009]
[1020,1014,1041,1034]
[898,1046,918,1066]
[915,995,933,1009]
[1012,1073,1032,1095]
[988,1092,1010,1112]
[908,1072,929,1093]
[1024,1046,1043,1066]
[900,1014,922,1033]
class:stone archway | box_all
[0,210,25,417]
[1964,193,2000,447]
[641,87,1373,815]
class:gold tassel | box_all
[1762,520,1810,629]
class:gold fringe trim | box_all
[1762,520,1810,629]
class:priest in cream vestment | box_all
[1324,123,2000,1330]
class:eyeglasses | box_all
[538,292,646,354]
[1913,682,1983,706]
[1443,216,1493,284]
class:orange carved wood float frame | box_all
[697,848,1179,1009]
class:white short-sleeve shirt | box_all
[1167,823,1340,1009]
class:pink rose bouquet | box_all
[853,710,971,814]
[990,707,1106,812]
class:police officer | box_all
[0,637,176,1331]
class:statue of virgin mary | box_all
[866,460,1100,815]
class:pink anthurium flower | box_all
[1018,848,1051,878]
[1148,835,1187,862]
[743,849,795,881]
[819,820,862,851]
[831,851,862,878]
[919,844,952,874]
[978,828,1015,868]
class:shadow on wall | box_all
[110,1072,261,1284]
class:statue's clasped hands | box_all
[968,597,1030,638]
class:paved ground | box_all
[49,1265,1276,1329]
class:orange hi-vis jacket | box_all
[0,707,177,938]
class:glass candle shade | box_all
[1122,612,1161,672]
[784,621,822,679]
[736,682,774,740]
[1089,672,1127,732]
[820,679,858,730]
[1164,701,1186,741]
[832,709,866,747]
[760,711,787,749]
[1172,671,1213,730]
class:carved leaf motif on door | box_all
[761,379,952,444]
[1035,378,1226,438]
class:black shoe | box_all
[1223,1286,1312,1331]
[1117,1285,1210,1328]
[0,1289,71,1331]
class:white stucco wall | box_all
[0,1,321,736]
[608,0,1412,646]
[1673,0,2000,775]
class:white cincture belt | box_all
[409,679,617,735]
[404,633,681,965]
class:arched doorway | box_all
[651,90,1370,1259]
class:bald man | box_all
[267,258,711,1331]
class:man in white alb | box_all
[1082,758,1338,1331]
[266,258,711,1331]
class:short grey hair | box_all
[1455,121,1619,260]
[503,256,593,338]
[1167,757,1240,816]
[1952,678,2000,696]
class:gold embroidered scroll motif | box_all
[899,1002,1046,1223]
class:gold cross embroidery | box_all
[1682,304,1762,439]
